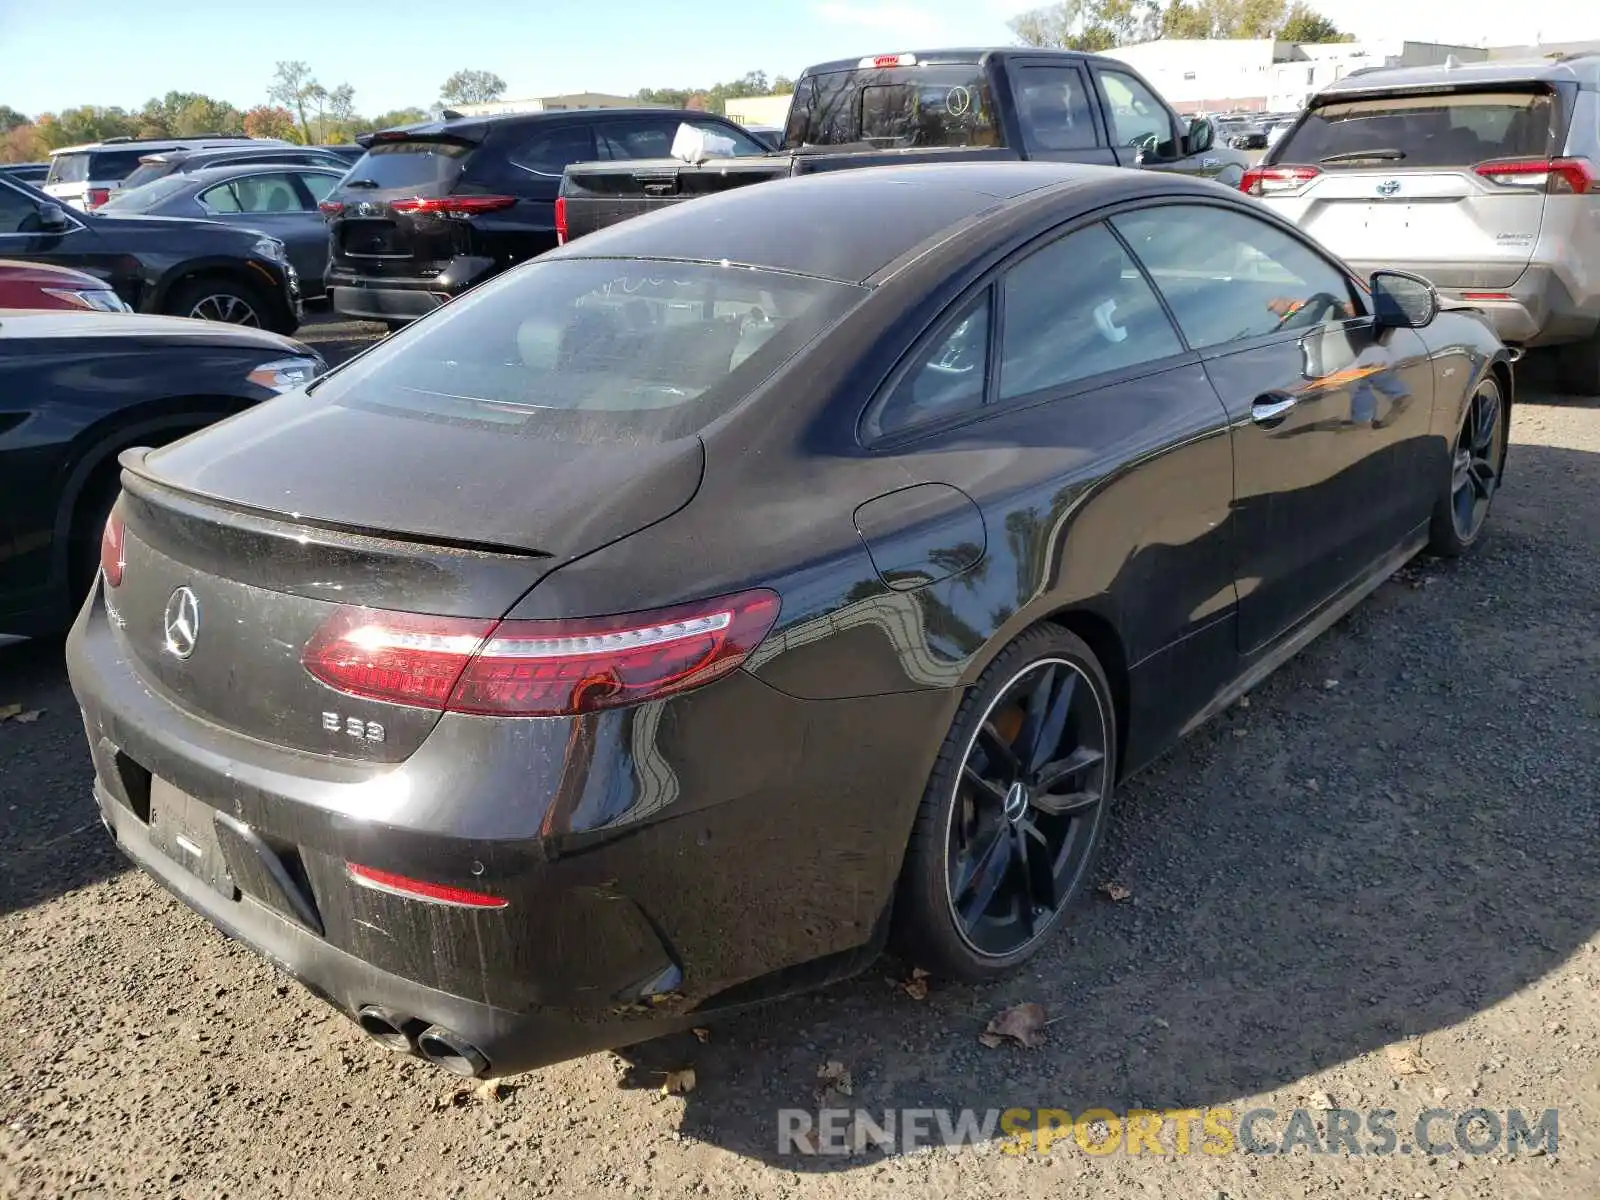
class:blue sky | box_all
[3,0,1595,118]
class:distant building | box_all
[1486,39,1600,59]
[1100,38,1487,114]
[445,92,647,117]
[723,94,793,129]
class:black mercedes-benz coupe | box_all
[67,162,1512,1079]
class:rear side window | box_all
[344,140,472,189]
[873,293,992,436]
[100,173,192,210]
[595,120,768,160]
[311,259,864,442]
[199,173,307,214]
[785,66,1000,149]
[117,159,178,191]
[46,153,90,184]
[509,126,597,176]
[1276,89,1559,168]
[1016,65,1100,153]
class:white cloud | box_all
[812,2,947,36]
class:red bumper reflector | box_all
[346,863,508,908]
[100,506,124,588]
[1461,292,1512,301]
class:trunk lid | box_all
[1267,84,1568,287]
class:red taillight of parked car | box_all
[302,589,781,716]
[389,195,518,216]
[1239,164,1320,197]
[554,196,568,245]
[100,507,125,588]
[345,863,508,909]
[84,187,111,209]
[318,200,344,217]
[1473,156,1596,194]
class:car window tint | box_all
[202,173,305,213]
[198,182,242,212]
[681,120,770,156]
[1016,66,1099,152]
[595,122,673,160]
[999,223,1181,400]
[875,292,991,436]
[1113,205,1359,349]
[1100,70,1175,154]
[298,172,340,203]
[1277,90,1556,170]
[510,126,596,176]
[0,183,40,233]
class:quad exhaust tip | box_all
[416,1024,491,1078]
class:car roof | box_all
[49,136,266,155]
[802,46,1113,73]
[142,143,318,164]
[366,106,724,144]
[1320,54,1600,95]
[547,162,1202,285]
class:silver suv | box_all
[44,135,288,212]
[1245,55,1600,393]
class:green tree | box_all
[0,105,31,134]
[172,95,244,136]
[358,106,431,135]
[1010,0,1161,51]
[39,106,138,148]
[325,83,357,141]
[267,60,319,143]
[772,75,796,94]
[440,69,507,107]
[1157,0,1289,38]
[1279,2,1352,41]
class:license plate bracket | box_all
[148,777,238,899]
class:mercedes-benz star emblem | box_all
[1003,781,1029,825]
[1376,179,1401,197]
[163,586,200,660]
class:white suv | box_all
[1243,55,1600,393]
[44,135,289,212]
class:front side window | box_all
[999,223,1181,400]
[873,293,992,436]
[0,183,41,233]
[1100,70,1176,154]
[1016,66,1099,153]
[1113,204,1359,349]
[298,172,341,203]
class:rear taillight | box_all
[85,187,110,209]
[302,589,781,717]
[346,863,508,909]
[554,195,568,245]
[318,200,344,217]
[1240,164,1320,197]
[389,195,517,216]
[1473,156,1596,194]
[100,506,124,588]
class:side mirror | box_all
[1370,270,1439,329]
[1185,116,1215,156]
[37,203,71,233]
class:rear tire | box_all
[891,625,1117,982]
[1556,324,1600,397]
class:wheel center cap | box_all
[1003,781,1029,824]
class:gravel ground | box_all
[1,343,1596,1199]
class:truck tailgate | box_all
[561,156,796,240]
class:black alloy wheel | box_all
[1430,375,1505,556]
[893,626,1116,980]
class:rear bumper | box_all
[1346,260,1597,347]
[326,255,500,323]
[64,578,943,1075]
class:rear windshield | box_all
[46,149,159,185]
[341,140,472,191]
[101,173,192,211]
[1276,88,1558,168]
[117,159,180,192]
[309,258,864,442]
[784,65,1001,149]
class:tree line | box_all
[1010,0,1353,51]
[1,63,800,164]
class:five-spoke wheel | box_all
[1431,374,1506,556]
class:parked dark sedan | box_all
[66,163,1511,1080]
[0,174,302,331]
[102,165,346,298]
[1,312,324,635]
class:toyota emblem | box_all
[1376,179,1401,197]
[357,201,378,217]
[163,586,200,660]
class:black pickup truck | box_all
[560,48,1247,241]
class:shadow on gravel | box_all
[1516,348,1596,404]
[0,636,127,917]
[624,441,1600,1170]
